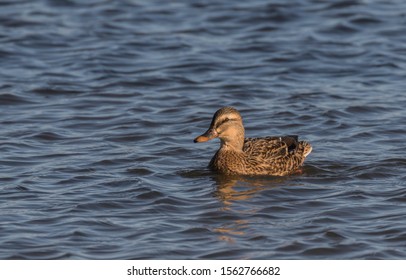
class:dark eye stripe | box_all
[217,117,234,127]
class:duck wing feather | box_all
[243,135,299,159]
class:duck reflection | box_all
[213,219,248,243]
[210,174,287,243]
[212,174,287,207]
[213,175,263,208]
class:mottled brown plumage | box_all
[194,107,312,176]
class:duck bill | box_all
[194,128,218,143]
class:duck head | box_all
[194,107,245,151]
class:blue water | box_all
[0,0,405,259]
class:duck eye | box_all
[216,117,231,129]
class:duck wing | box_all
[243,135,299,159]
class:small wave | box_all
[0,93,34,105]
[31,132,66,141]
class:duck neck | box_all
[220,127,245,152]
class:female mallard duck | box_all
[194,107,312,176]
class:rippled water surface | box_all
[1,0,406,259]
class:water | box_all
[0,0,405,259]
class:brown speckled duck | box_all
[194,107,312,176]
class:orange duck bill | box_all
[194,128,218,143]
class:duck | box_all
[194,106,312,176]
